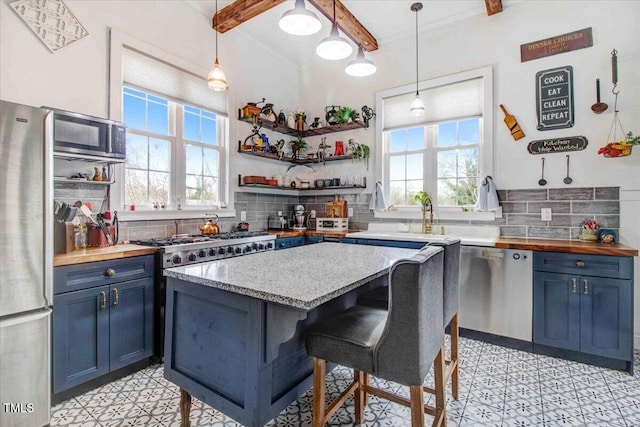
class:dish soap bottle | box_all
[75,222,87,249]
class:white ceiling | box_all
[183,0,512,65]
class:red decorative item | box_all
[334,140,344,156]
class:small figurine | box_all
[310,117,322,129]
[261,133,270,152]
[278,110,286,125]
[287,112,295,129]
[93,167,103,181]
[101,166,108,181]
[361,105,376,128]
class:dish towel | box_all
[476,176,500,211]
[369,181,387,211]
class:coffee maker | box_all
[292,204,307,230]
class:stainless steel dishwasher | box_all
[459,246,533,341]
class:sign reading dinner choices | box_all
[536,66,574,131]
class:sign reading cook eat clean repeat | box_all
[536,66,574,131]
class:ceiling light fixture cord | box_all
[415,4,419,96]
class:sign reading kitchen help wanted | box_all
[536,66,574,131]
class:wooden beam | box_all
[484,0,503,16]
[308,0,378,52]
[213,0,286,33]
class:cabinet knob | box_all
[105,268,116,276]
[575,261,585,268]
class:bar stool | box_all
[357,239,461,399]
[305,246,446,427]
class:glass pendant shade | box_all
[316,23,352,60]
[279,0,322,36]
[410,94,425,116]
[208,58,228,91]
[345,46,376,76]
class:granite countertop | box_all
[54,244,157,267]
[165,242,417,310]
[495,237,638,257]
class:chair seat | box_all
[305,306,387,374]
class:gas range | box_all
[132,231,276,268]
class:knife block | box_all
[54,223,75,254]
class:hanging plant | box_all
[348,139,370,170]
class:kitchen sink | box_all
[345,223,500,247]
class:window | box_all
[109,32,228,212]
[122,88,224,207]
[378,67,492,208]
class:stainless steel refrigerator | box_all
[0,100,53,427]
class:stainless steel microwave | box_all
[47,107,126,160]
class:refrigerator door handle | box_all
[0,308,51,328]
[44,109,54,307]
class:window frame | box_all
[109,30,231,219]
[375,66,494,214]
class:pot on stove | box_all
[199,214,220,235]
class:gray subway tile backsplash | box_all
[505,189,548,201]
[572,200,620,215]
[527,201,571,213]
[548,188,594,200]
[595,187,619,200]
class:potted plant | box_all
[348,139,370,170]
[289,136,307,159]
[333,107,360,124]
[414,190,433,234]
[579,218,600,241]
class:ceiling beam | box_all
[484,0,503,16]
[308,0,378,52]
[213,0,286,33]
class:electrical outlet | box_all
[541,208,552,221]
[348,208,354,217]
[241,211,247,221]
[310,210,316,218]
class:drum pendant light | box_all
[208,0,228,91]
[279,0,322,36]
[345,45,376,77]
[409,2,425,116]
[316,0,352,60]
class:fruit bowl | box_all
[597,141,633,157]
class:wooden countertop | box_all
[495,237,638,257]
[54,244,157,267]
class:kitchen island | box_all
[163,242,417,427]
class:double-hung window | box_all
[377,67,493,209]
[109,32,228,213]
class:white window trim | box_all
[108,29,232,221]
[374,66,495,221]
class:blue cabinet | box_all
[533,252,633,369]
[275,236,305,250]
[53,256,154,394]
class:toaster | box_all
[268,215,289,229]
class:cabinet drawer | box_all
[54,255,154,294]
[534,252,632,279]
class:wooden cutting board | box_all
[326,195,348,218]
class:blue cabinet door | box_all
[533,272,580,351]
[53,286,110,393]
[305,236,324,245]
[580,276,632,360]
[275,237,305,250]
[109,278,154,370]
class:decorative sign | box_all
[536,66,574,131]
[527,136,588,154]
[521,28,593,62]
[10,0,89,53]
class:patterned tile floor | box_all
[52,337,640,426]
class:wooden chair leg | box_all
[451,313,460,400]
[362,372,370,406]
[433,346,446,427]
[409,385,425,427]
[180,388,191,427]
[312,358,327,427]
[354,370,364,424]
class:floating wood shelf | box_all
[238,175,366,191]
[237,113,366,138]
[237,142,360,165]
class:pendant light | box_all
[279,0,322,36]
[208,0,228,91]
[409,2,425,116]
[316,0,352,60]
[345,45,376,77]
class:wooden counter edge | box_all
[495,237,638,257]
[267,230,349,238]
[54,244,157,267]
